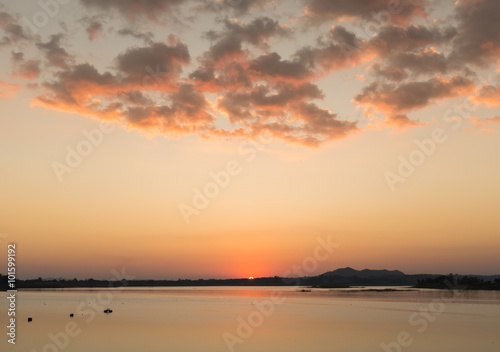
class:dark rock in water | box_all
[103,309,113,314]
[70,314,74,317]
[28,317,32,322]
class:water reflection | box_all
[1,287,499,352]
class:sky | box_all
[0,0,499,279]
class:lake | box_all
[2,287,499,352]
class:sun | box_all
[248,276,254,280]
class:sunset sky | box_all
[0,0,499,279]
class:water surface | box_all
[1,287,499,351]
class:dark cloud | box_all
[79,16,106,41]
[36,63,118,107]
[190,61,252,92]
[217,82,323,122]
[354,75,475,113]
[36,34,73,69]
[119,90,155,106]
[367,25,457,57]
[198,0,269,16]
[201,17,291,64]
[369,63,408,82]
[125,84,214,133]
[302,0,428,25]
[117,28,154,44]
[217,17,292,46]
[36,40,191,110]
[390,48,447,76]
[86,21,103,41]
[79,0,186,21]
[0,11,34,48]
[448,0,500,69]
[293,102,358,144]
[248,26,365,83]
[2,0,497,145]
[248,52,315,82]
[11,52,41,80]
[216,82,357,145]
[295,26,367,74]
[204,34,244,63]
[115,41,190,87]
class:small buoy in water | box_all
[104,309,113,314]
[70,314,74,317]
[28,317,33,322]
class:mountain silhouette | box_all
[322,267,406,278]
[318,267,412,286]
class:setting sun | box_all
[248,277,254,280]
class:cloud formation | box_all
[11,52,40,79]
[354,76,475,114]
[302,0,428,25]
[36,34,74,69]
[471,85,500,107]
[0,0,498,146]
[79,0,186,21]
[448,0,500,69]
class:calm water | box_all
[2,287,499,352]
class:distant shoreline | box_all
[2,269,500,291]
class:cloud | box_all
[36,34,73,69]
[197,0,269,16]
[79,0,186,21]
[200,17,291,65]
[34,41,191,114]
[117,28,154,44]
[125,84,214,133]
[354,75,475,114]
[0,79,21,98]
[190,61,252,92]
[448,0,500,69]
[384,114,424,129]
[189,17,296,90]
[297,26,368,73]
[290,102,358,145]
[1,0,496,147]
[468,116,500,131]
[248,52,316,82]
[471,85,500,107]
[115,40,190,87]
[33,41,212,136]
[27,16,361,146]
[216,17,292,46]
[217,82,324,123]
[302,0,428,25]
[247,26,367,83]
[86,20,103,41]
[34,63,120,114]
[0,11,34,48]
[367,25,457,58]
[215,82,357,146]
[389,48,447,76]
[368,63,407,82]
[11,52,41,80]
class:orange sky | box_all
[0,0,499,279]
